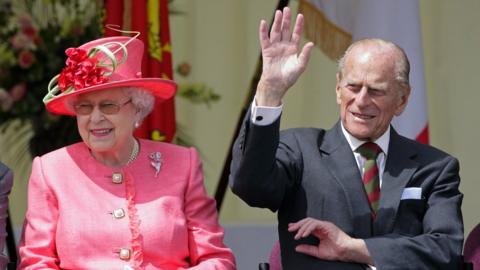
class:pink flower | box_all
[11,33,32,49]
[9,83,27,102]
[58,48,109,92]
[17,14,33,29]
[18,50,35,69]
[0,89,13,112]
[22,25,37,39]
[11,15,38,50]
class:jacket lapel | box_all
[320,122,373,238]
[373,128,419,235]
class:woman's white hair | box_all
[123,87,155,122]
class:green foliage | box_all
[0,0,103,156]
[0,0,220,154]
[177,83,220,107]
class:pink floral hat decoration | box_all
[44,33,177,115]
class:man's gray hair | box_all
[337,38,410,89]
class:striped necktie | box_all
[356,142,382,217]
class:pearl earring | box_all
[134,122,140,128]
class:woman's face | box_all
[74,88,139,155]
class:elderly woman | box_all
[18,36,235,269]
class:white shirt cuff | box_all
[250,97,283,126]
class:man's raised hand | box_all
[256,7,314,107]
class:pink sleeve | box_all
[180,148,236,270]
[0,163,13,269]
[18,157,60,269]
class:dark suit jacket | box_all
[229,114,464,270]
[0,162,13,269]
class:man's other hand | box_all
[288,217,374,265]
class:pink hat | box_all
[44,35,177,115]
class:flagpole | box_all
[214,0,291,211]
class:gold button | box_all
[119,248,131,260]
[112,208,125,219]
[112,172,123,184]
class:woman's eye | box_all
[77,104,92,108]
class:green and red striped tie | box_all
[356,142,382,218]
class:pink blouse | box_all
[18,140,235,269]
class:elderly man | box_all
[229,7,463,270]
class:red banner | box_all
[104,0,176,142]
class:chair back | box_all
[268,240,282,270]
[464,223,480,269]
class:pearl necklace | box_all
[126,139,139,165]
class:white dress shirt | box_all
[251,98,392,269]
[250,98,283,126]
[341,124,390,187]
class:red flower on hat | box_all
[58,48,109,92]
[65,48,87,65]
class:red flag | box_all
[104,0,176,142]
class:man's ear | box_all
[335,73,342,105]
[394,85,411,116]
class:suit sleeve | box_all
[229,110,303,211]
[0,163,13,269]
[18,157,60,269]
[181,148,236,270]
[365,156,463,270]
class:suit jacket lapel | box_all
[374,128,419,235]
[320,122,373,238]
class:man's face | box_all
[335,46,410,141]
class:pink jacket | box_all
[18,140,235,269]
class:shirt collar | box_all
[340,122,390,155]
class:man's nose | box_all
[356,87,371,107]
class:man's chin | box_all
[347,129,375,141]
